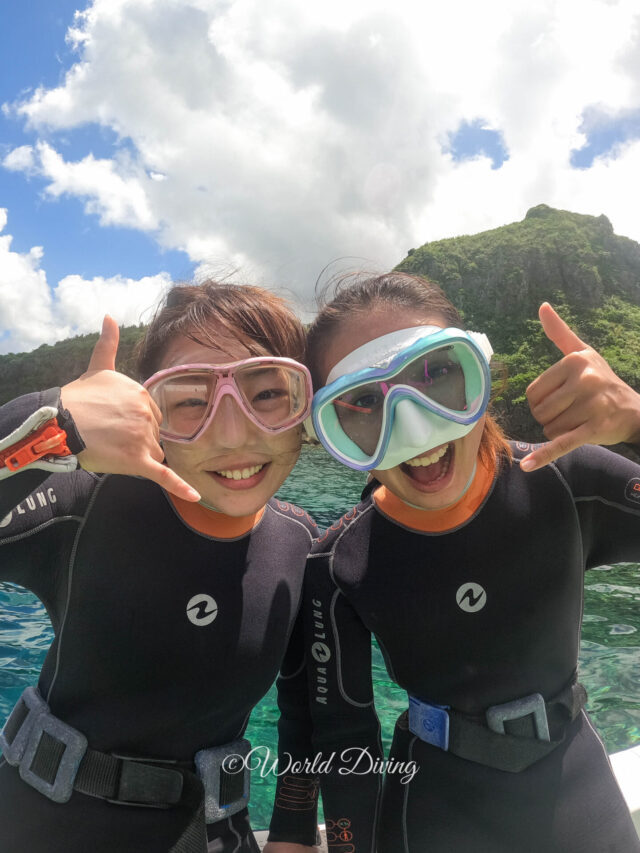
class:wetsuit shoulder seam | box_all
[546,460,586,650]
[279,656,305,680]
[45,473,109,703]
[330,586,376,709]
[266,503,316,542]
[328,502,375,588]
[0,515,85,546]
[330,501,374,556]
[574,494,640,516]
[308,500,373,557]
[277,593,306,681]
[546,459,575,501]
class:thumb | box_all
[538,302,588,356]
[87,315,119,372]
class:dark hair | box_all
[136,280,306,381]
[306,272,512,467]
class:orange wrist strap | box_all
[0,419,72,472]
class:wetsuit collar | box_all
[168,494,265,539]
[373,451,497,533]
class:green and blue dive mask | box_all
[310,326,493,471]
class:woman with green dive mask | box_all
[270,272,640,853]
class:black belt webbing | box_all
[29,736,208,852]
[408,681,587,773]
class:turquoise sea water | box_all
[1,444,639,829]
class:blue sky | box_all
[448,121,509,170]
[571,106,640,168]
[0,1,192,289]
[1,0,639,353]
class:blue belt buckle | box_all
[408,696,450,750]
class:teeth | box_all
[215,464,265,480]
[405,445,449,467]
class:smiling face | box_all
[159,334,302,516]
[319,307,485,510]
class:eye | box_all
[426,359,462,383]
[175,396,208,409]
[353,392,381,409]
[253,387,287,402]
[336,387,384,414]
[429,362,454,379]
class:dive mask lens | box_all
[146,359,312,442]
[331,344,471,456]
[234,363,310,430]
[313,328,492,470]
[147,371,216,441]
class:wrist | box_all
[46,387,86,455]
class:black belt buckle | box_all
[195,738,251,823]
[0,686,47,766]
[486,692,550,741]
[18,708,88,803]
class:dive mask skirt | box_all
[144,357,312,442]
[312,326,493,471]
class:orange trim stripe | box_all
[373,453,496,533]
[169,494,264,539]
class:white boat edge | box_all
[254,745,640,849]
[609,744,640,836]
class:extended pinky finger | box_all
[519,424,591,472]
[144,459,201,502]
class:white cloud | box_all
[3,142,157,229]
[0,209,170,354]
[3,0,640,322]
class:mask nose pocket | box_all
[391,399,434,448]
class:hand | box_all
[262,843,319,853]
[60,316,201,501]
[520,303,640,471]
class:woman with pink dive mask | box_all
[0,281,320,853]
[280,272,640,853]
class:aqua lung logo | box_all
[456,583,487,613]
[186,594,218,626]
[0,487,57,528]
[311,598,330,704]
[625,478,640,505]
[311,642,331,663]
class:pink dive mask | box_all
[144,357,312,443]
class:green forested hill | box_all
[397,205,640,447]
[0,325,146,406]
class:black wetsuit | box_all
[0,390,319,853]
[277,442,640,853]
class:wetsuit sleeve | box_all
[304,551,383,853]
[554,444,640,568]
[267,612,320,846]
[0,391,91,599]
[0,390,84,517]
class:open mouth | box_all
[208,462,270,489]
[400,443,455,491]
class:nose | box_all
[392,399,434,448]
[205,390,253,448]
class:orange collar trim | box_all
[168,494,265,539]
[373,454,497,533]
